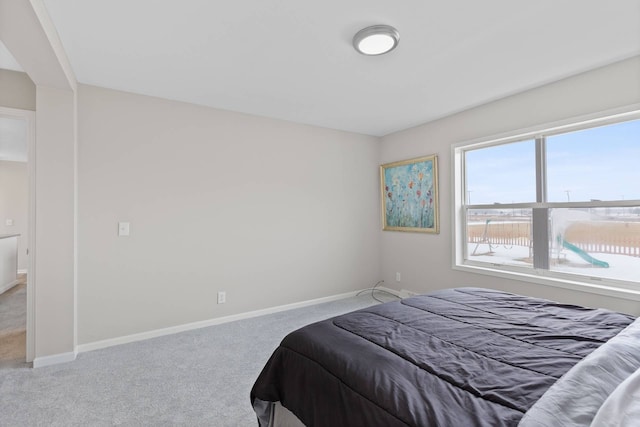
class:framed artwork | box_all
[380,154,439,233]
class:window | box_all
[454,111,640,293]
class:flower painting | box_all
[380,155,439,233]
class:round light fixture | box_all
[353,25,400,56]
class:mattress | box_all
[251,287,635,426]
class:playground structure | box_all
[470,217,533,257]
[551,210,609,268]
[559,237,609,268]
[471,219,493,256]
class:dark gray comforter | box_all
[250,287,634,426]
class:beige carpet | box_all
[0,274,27,369]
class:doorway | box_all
[0,106,35,368]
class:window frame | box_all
[452,106,640,301]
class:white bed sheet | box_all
[518,317,640,427]
[591,366,640,427]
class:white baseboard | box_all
[360,285,406,298]
[379,286,403,296]
[17,269,27,274]
[0,279,19,295]
[33,351,77,368]
[77,289,363,354]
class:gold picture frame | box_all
[380,154,439,233]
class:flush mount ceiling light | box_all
[353,25,400,56]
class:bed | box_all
[250,287,640,426]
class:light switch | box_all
[5,219,13,226]
[118,222,130,237]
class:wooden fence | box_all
[565,221,640,258]
[568,241,640,257]
[467,220,640,258]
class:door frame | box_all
[0,105,36,363]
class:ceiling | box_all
[18,1,640,136]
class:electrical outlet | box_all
[395,272,401,282]
[217,291,226,304]
[118,222,130,236]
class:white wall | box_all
[0,160,28,271]
[0,235,18,292]
[77,85,381,344]
[34,86,76,359]
[2,0,79,363]
[0,71,33,274]
[379,56,640,316]
[0,69,36,111]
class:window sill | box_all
[452,262,640,302]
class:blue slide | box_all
[562,239,609,268]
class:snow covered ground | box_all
[468,243,640,282]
